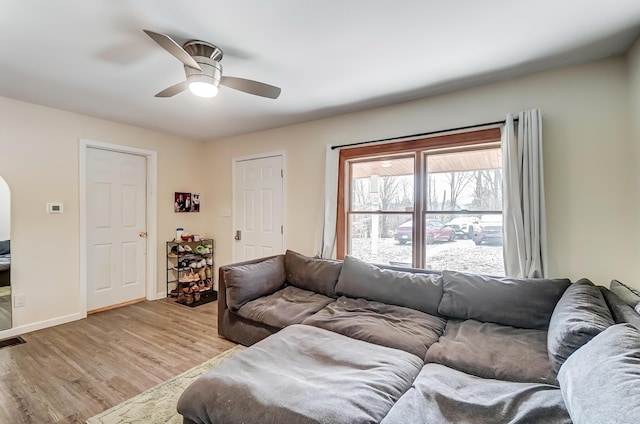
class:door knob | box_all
[234,230,241,241]
[139,231,147,238]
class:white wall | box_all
[205,56,639,290]
[0,97,206,337]
[0,177,9,241]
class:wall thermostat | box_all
[47,203,64,214]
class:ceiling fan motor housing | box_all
[184,56,223,89]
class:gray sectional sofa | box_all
[178,250,640,424]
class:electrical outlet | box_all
[14,294,25,308]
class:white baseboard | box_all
[0,312,86,340]
[153,292,167,300]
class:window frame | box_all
[337,127,502,268]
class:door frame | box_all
[231,151,286,262]
[79,139,158,317]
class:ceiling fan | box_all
[143,30,281,99]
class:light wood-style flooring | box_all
[0,298,236,423]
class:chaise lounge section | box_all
[179,250,640,424]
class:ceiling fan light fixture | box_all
[185,56,222,98]
[188,78,219,98]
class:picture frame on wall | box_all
[174,192,200,212]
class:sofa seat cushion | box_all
[380,364,571,424]
[558,323,640,424]
[547,279,614,373]
[425,319,557,385]
[438,270,571,330]
[178,324,423,424]
[302,296,446,359]
[335,255,443,315]
[285,250,343,297]
[236,286,334,329]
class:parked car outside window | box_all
[446,217,478,239]
[472,215,503,245]
[394,219,455,245]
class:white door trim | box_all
[79,139,158,317]
[231,151,286,262]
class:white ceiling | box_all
[1,1,639,141]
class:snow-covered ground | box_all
[350,237,504,276]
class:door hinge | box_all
[281,225,283,234]
[280,169,283,178]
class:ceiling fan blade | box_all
[221,76,281,99]
[143,29,202,71]
[155,81,188,97]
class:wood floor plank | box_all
[0,298,236,423]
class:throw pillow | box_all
[558,323,640,424]
[547,279,614,373]
[284,250,342,297]
[437,270,570,330]
[335,255,443,316]
[223,255,286,311]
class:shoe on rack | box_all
[205,266,212,279]
[206,257,213,266]
[197,259,207,268]
[178,259,191,269]
[204,278,213,290]
[195,245,206,255]
[183,245,193,253]
[189,282,201,301]
[198,268,207,281]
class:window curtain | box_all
[502,109,547,278]
[316,145,340,258]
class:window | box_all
[337,128,504,275]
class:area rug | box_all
[86,345,245,424]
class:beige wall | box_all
[629,37,640,291]
[0,97,205,337]
[0,177,9,240]
[206,56,639,290]
[1,46,638,338]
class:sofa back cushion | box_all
[284,250,342,298]
[600,287,640,331]
[437,270,570,330]
[335,255,443,316]
[610,279,640,314]
[0,240,9,255]
[558,323,640,424]
[547,279,614,373]
[223,255,286,311]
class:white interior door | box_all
[233,155,284,261]
[86,148,147,311]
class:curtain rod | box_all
[330,117,519,150]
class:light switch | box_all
[47,203,64,214]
